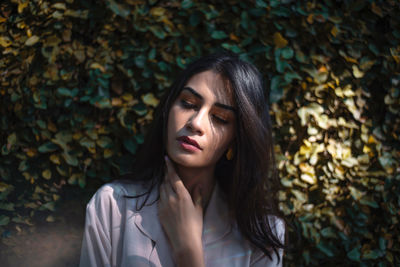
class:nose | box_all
[187,109,207,135]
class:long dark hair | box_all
[128,51,285,261]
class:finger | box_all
[164,156,185,192]
[164,178,177,199]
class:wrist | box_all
[174,240,204,267]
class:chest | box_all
[115,214,252,267]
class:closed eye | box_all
[212,115,228,124]
[180,99,197,109]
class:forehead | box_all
[184,70,234,106]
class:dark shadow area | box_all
[0,183,96,267]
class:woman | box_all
[79,51,286,266]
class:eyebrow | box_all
[182,87,236,113]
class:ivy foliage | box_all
[0,0,399,265]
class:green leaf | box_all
[79,137,95,149]
[63,152,78,166]
[0,202,14,211]
[320,227,337,238]
[211,30,228,40]
[97,136,113,148]
[270,76,284,103]
[359,195,379,208]
[0,215,10,226]
[284,72,301,83]
[316,242,335,257]
[133,103,147,116]
[255,0,268,8]
[363,249,383,260]
[134,134,144,144]
[135,54,146,68]
[189,12,200,26]
[107,0,130,17]
[41,202,55,212]
[57,87,78,97]
[149,25,166,39]
[379,237,386,251]
[123,138,137,154]
[181,0,194,9]
[281,47,294,59]
[38,142,58,153]
[347,246,361,261]
[78,175,86,188]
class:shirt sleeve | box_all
[250,217,285,267]
[79,185,117,267]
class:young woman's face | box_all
[167,70,236,169]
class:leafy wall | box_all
[1,0,399,265]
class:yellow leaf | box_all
[50,154,61,165]
[22,172,30,180]
[0,181,11,192]
[25,35,40,46]
[48,121,58,132]
[26,148,37,157]
[42,169,52,180]
[301,173,317,184]
[352,65,364,78]
[73,132,83,140]
[52,3,66,10]
[104,148,114,158]
[341,157,358,168]
[84,158,92,166]
[299,144,312,156]
[371,2,383,17]
[357,154,370,165]
[7,132,17,146]
[53,194,60,201]
[368,135,377,144]
[150,7,167,18]
[306,14,314,24]
[122,93,134,102]
[34,186,46,194]
[90,62,105,72]
[0,36,12,48]
[229,33,239,42]
[142,93,159,107]
[52,10,64,19]
[273,32,288,48]
[46,215,55,222]
[344,56,358,64]
[18,2,29,13]
[0,16,6,23]
[330,26,339,37]
[112,98,123,107]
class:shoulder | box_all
[87,179,151,212]
[244,215,285,266]
[268,215,285,243]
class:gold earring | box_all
[226,147,233,160]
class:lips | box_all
[177,136,202,150]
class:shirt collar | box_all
[133,182,232,246]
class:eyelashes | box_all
[180,99,197,109]
[180,99,229,124]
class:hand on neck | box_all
[174,164,216,211]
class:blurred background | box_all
[0,0,399,266]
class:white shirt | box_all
[79,180,284,266]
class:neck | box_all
[174,164,216,211]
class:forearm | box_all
[174,241,205,267]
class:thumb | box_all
[193,185,203,210]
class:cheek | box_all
[208,126,235,156]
